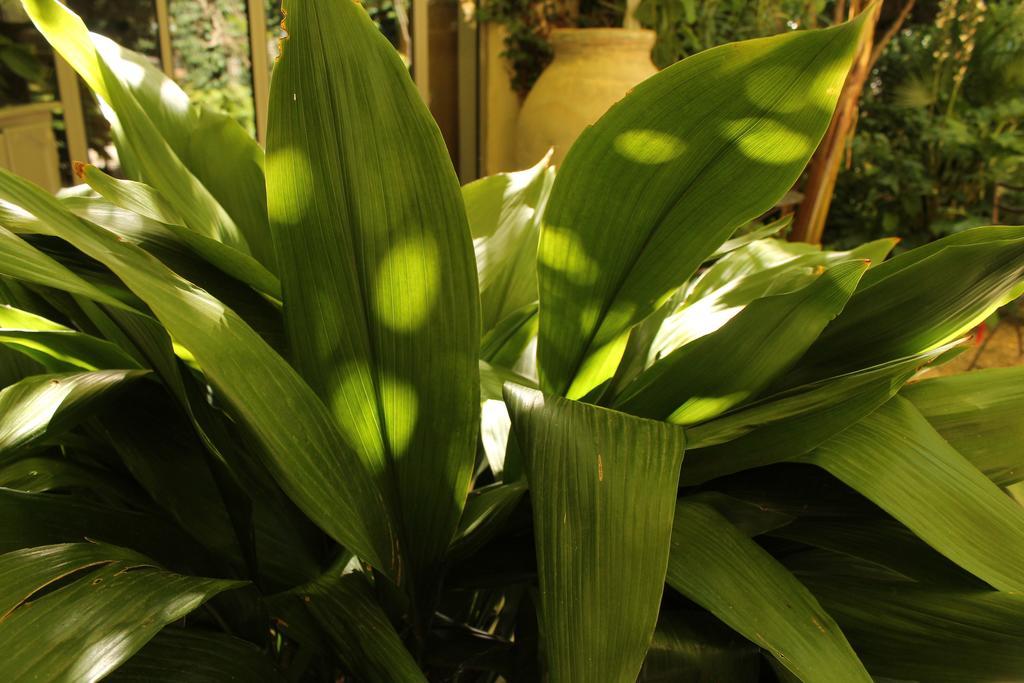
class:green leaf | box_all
[0,226,128,311]
[0,488,203,564]
[0,455,139,504]
[0,305,141,372]
[903,366,1024,486]
[0,542,149,617]
[799,573,1024,683]
[801,397,1024,592]
[465,156,554,332]
[680,344,959,484]
[78,164,280,298]
[650,238,896,362]
[504,384,686,682]
[266,0,479,593]
[449,480,527,561]
[536,15,870,398]
[22,2,273,263]
[186,107,276,273]
[638,611,761,682]
[792,229,1024,381]
[0,166,400,578]
[614,260,867,423]
[0,542,244,681]
[0,370,147,460]
[707,215,793,260]
[107,628,283,682]
[96,383,244,567]
[297,568,427,683]
[58,198,285,349]
[666,499,870,682]
[769,510,979,586]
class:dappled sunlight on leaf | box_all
[613,130,687,164]
[373,236,441,333]
[536,15,871,397]
[538,225,599,286]
[721,117,815,164]
[264,146,315,226]
[379,375,419,456]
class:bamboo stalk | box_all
[789,1,877,244]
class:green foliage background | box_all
[830,0,1024,248]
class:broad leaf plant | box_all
[0,1,1023,681]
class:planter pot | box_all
[515,28,658,168]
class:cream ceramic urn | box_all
[515,28,658,168]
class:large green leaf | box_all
[266,0,479,594]
[650,238,896,361]
[801,397,1024,591]
[0,225,127,311]
[23,1,274,265]
[536,15,870,398]
[297,567,427,683]
[0,455,140,505]
[771,516,980,587]
[797,571,1024,682]
[638,611,761,682]
[23,1,245,252]
[666,500,870,682]
[0,542,244,681]
[107,628,283,682]
[465,156,554,332]
[0,488,204,565]
[679,344,957,484]
[96,384,244,567]
[0,369,146,460]
[0,305,141,372]
[504,384,686,682]
[449,480,527,561]
[791,229,1024,381]
[614,260,867,423]
[0,166,400,577]
[77,164,280,298]
[902,366,1024,486]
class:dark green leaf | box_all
[666,499,869,682]
[266,0,479,593]
[800,573,1024,683]
[107,628,283,682]
[505,384,686,682]
[0,542,244,681]
[297,568,427,683]
[801,397,1024,591]
[639,611,761,683]
[903,366,1024,486]
[680,344,959,484]
[0,370,147,460]
[0,166,399,578]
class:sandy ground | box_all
[924,315,1024,378]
